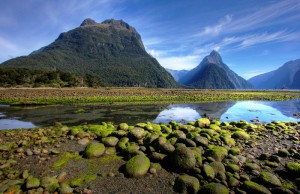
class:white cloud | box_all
[157,55,200,70]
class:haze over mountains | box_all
[168,51,253,89]
[248,59,300,89]
[0,19,177,88]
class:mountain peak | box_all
[80,18,97,26]
[203,50,223,65]
[101,19,132,30]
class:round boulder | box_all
[199,183,229,194]
[125,154,150,178]
[174,174,200,194]
[85,142,105,158]
[171,147,196,171]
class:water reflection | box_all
[0,100,299,129]
[153,107,200,124]
[220,101,300,123]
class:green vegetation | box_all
[0,88,299,105]
[0,67,102,87]
[1,19,177,88]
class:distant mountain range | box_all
[0,18,177,88]
[165,69,189,82]
[168,51,253,89]
[248,59,300,89]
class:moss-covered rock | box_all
[228,147,241,155]
[285,162,300,175]
[278,149,289,157]
[259,171,282,187]
[129,127,145,140]
[232,131,250,140]
[26,177,40,189]
[41,176,59,192]
[174,174,200,194]
[198,183,229,194]
[171,147,196,171]
[160,142,175,154]
[226,163,240,173]
[204,146,228,161]
[203,164,215,179]
[194,136,209,147]
[195,118,210,128]
[125,154,150,178]
[118,123,129,131]
[243,181,271,194]
[102,136,119,147]
[59,183,73,194]
[245,162,260,171]
[85,142,105,158]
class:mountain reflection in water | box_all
[0,100,299,129]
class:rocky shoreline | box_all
[0,119,300,193]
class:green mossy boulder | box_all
[278,149,289,157]
[26,177,40,189]
[41,176,59,192]
[199,183,229,194]
[195,118,210,128]
[245,162,261,171]
[85,142,105,158]
[259,171,282,187]
[174,174,200,194]
[129,127,145,140]
[285,162,300,175]
[160,142,175,154]
[118,123,129,131]
[243,181,271,194]
[232,131,250,140]
[228,147,241,155]
[205,146,228,161]
[194,136,209,147]
[203,164,215,179]
[226,163,240,173]
[125,154,150,178]
[102,136,119,147]
[171,147,196,171]
[59,183,74,194]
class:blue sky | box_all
[0,0,300,79]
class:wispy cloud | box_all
[0,36,25,62]
[196,15,232,37]
[195,0,300,38]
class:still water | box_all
[0,100,299,129]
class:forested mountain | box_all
[177,51,253,89]
[248,59,300,89]
[0,18,178,88]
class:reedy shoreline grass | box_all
[0,88,299,105]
